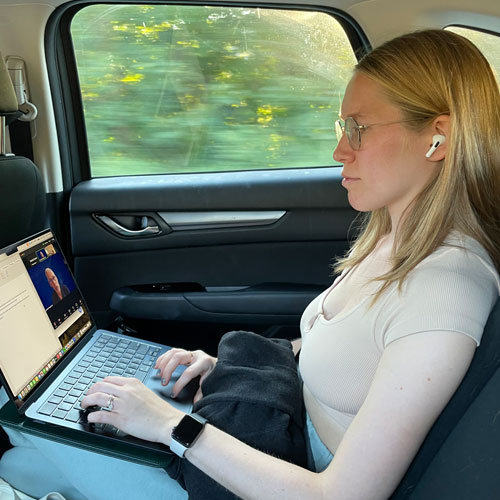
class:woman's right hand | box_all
[154,348,217,403]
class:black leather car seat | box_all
[392,295,500,499]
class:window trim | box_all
[445,23,500,39]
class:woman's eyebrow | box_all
[338,112,366,120]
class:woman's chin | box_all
[347,195,374,213]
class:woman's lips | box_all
[341,176,359,186]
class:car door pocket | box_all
[131,283,205,293]
[110,284,323,325]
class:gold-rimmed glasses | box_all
[335,116,423,150]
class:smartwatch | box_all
[170,413,208,458]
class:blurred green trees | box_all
[72,5,356,176]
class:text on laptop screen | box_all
[0,231,93,407]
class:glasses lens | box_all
[345,117,360,150]
[335,119,344,142]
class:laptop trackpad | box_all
[147,369,196,413]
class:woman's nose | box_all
[333,133,354,164]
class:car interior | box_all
[0,0,499,498]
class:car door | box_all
[47,2,367,354]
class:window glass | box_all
[446,26,500,77]
[71,5,357,177]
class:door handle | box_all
[96,215,161,237]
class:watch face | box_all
[173,415,205,446]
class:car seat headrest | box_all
[0,53,19,114]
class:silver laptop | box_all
[0,229,194,453]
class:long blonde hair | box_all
[335,30,500,300]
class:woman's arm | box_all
[291,338,302,356]
[185,330,476,499]
[83,330,475,500]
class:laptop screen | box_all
[0,230,94,409]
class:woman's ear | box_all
[425,115,450,162]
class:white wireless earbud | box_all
[425,134,446,158]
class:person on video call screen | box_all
[45,268,70,306]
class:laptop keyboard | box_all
[37,334,161,429]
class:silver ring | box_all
[104,394,115,411]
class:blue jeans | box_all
[306,412,334,472]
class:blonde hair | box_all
[335,29,500,300]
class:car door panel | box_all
[109,283,325,325]
[69,167,356,344]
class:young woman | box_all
[1,29,499,500]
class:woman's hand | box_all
[155,348,217,403]
[81,376,183,445]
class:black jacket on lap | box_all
[165,330,310,499]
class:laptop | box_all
[0,229,195,453]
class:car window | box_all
[71,5,358,177]
[446,26,500,77]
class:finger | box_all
[85,375,132,395]
[81,391,101,409]
[155,348,185,376]
[170,352,214,396]
[85,381,118,397]
[86,408,116,425]
[81,391,119,410]
[101,375,137,386]
[85,377,134,397]
[171,365,201,398]
[155,354,175,378]
[193,387,203,404]
[157,347,190,366]
[160,351,194,385]
[199,367,212,385]
[158,357,181,386]
[154,348,177,369]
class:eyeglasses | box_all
[335,116,422,151]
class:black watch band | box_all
[170,413,208,458]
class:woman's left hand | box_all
[81,376,184,445]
